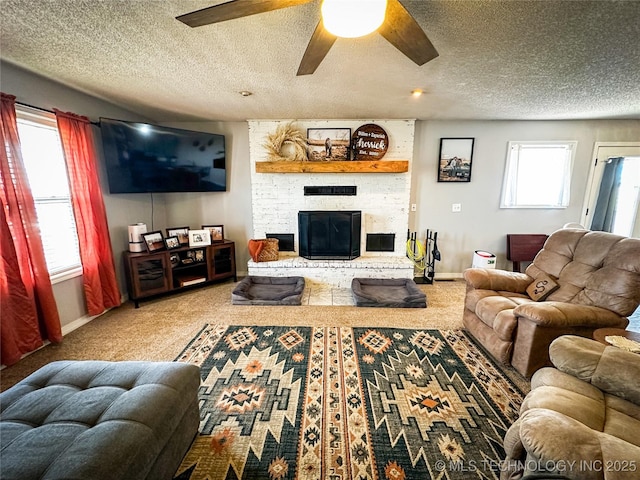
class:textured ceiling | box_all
[1,0,639,122]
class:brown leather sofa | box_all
[463,228,640,377]
[502,335,640,480]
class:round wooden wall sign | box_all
[352,124,389,160]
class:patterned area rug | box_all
[174,325,524,480]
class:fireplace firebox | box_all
[298,210,361,260]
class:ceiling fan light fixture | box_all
[321,0,387,38]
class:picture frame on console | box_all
[166,227,190,245]
[307,128,351,161]
[437,137,474,183]
[202,225,224,243]
[188,229,211,248]
[142,231,165,253]
[164,236,180,250]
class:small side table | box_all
[593,328,640,347]
[506,234,548,272]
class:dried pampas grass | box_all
[263,122,308,161]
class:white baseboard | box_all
[61,313,99,336]
[61,293,127,336]
[434,272,464,280]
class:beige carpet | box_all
[0,280,529,392]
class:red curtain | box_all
[1,93,62,366]
[55,110,121,316]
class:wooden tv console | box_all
[123,240,236,307]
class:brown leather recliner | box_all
[463,228,640,378]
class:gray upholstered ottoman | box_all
[351,278,427,308]
[232,276,305,305]
[0,360,200,480]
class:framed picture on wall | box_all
[307,128,351,161]
[437,137,474,182]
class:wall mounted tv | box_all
[100,118,226,193]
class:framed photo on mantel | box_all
[437,137,474,183]
[307,128,351,161]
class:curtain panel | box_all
[0,93,62,366]
[591,157,624,232]
[55,110,121,316]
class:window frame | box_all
[14,106,82,283]
[500,140,577,209]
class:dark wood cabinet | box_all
[124,241,236,307]
[127,253,171,299]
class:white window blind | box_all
[501,141,576,208]
[15,107,81,278]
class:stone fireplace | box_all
[247,119,415,287]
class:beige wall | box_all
[3,60,639,330]
[410,120,640,275]
[154,121,252,272]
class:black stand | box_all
[413,229,440,284]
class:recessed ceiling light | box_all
[411,89,423,97]
[239,90,252,97]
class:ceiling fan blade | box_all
[177,0,313,28]
[297,21,337,76]
[378,0,439,66]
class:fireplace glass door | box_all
[298,210,361,260]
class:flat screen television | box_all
[100,118,226,193]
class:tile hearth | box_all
[248,255,415,289]
[303,286,355,306]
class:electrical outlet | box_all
[411,203,417,212]
[452,203,462,212]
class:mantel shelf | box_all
[255,160,409,174]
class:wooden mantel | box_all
[255,160,409,173]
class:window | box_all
[15,107,81,280]
[501,141,576,208]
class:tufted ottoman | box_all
[0,360,200,480]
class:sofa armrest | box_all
[549,335,640,405]
[463,268,532,292]
[516,408,640,480]
[513,302,627,328]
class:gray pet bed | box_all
[351,278,427,308]
[232,276,305,305]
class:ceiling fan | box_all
[176,0,438,76]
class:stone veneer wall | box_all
[248,119,415,259]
